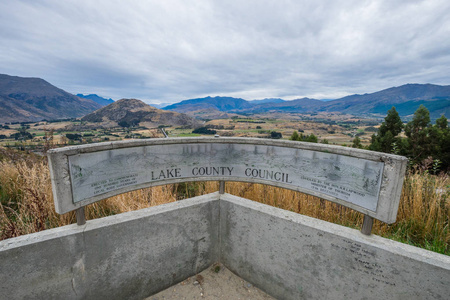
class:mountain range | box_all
[164,84,450,119]
[0,74,101,122]
[1,73,449,123]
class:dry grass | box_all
[223,182,363,228]
[0,154,69,238]
[0,148,177,239]
[385,173,449,253]
[218,175,449,254]
[0,147,448,255]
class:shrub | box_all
[192,127,217,135]
[270,131,282,139]
[65,133,81,141]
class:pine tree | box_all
[369,107,403,153]
[380,107,403,137]
[290,131,318,143]
[404,105,432,164]
[290,131,300,141]
[305,133,318,143]
[436,115,448,130]
[352,136,362,148]
[432,115,450,171]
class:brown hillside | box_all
[0,74,101,122]
[81,98,201,128]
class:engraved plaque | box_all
[48,138,407,223]
[68,143,383,211]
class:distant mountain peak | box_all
[0,73,102,122]
[323,83,450,118]
[163,96,252,113]
[77,93,114,106]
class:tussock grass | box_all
[0,151,70,238]
[0,148,177,239]
[0,147,448,255]
[381,173,449,254]
[217,175,449,255]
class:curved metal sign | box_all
[48,138,407,223]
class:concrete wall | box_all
[0,194,220,300]
[220,193,450,300]
[1,192,449,300]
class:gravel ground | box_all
[145,264,275,300]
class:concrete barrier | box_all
[220,193,450,300]
[1,193,449,299]
[0,194,220,300]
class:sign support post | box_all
[219,181,225,194]
[361,215,374,235]
[76,207,86,225]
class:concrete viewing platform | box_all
[1,135,447,299]
[1,192,449,299]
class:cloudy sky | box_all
[1,0,449,105]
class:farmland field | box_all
[0,113,381,152]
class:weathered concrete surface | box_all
[147,264,275,300]
[1,192,449,300]
[220,193,450,300]
[0,193,220,300]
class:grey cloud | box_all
[0,0,449,103]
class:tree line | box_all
[290,105,449,172]
[369,105,449,172]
